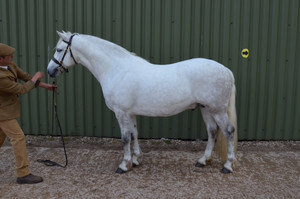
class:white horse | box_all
[47,31,238,174]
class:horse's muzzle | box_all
[48,68,58,78]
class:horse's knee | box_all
[121,131,132,144]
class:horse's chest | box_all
[102,84,136,111]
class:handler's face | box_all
[0,54,14,65]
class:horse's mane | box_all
[86,34,149,63]
[57,32,149,63]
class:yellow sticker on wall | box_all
[241,48,249,58]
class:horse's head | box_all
[47,31,78,78]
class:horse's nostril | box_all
[48,68,57,78]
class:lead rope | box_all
[37,81,68,168]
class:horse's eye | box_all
[56,48,63,52]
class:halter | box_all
[52,34,78,73]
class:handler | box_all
[0,43,57,184]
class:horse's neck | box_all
[74,36,130,83]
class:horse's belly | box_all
[130,93,196,117]
[132,103,191,117]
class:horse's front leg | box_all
[115,112,137,174]
[196,110,217,167]
[131,136,140,167]
[116,130,132,173]
[196,127,217,167]
[131,116,141,167]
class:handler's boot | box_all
[17,173,43,184]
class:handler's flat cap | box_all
[0,43,16,56]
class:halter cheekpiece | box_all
[52,34,78,73]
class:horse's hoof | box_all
[221,167,232,174]
[195,162,205,168]
[116,168,126,174]
[133,163,139,168]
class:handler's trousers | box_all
[0,119,30,177]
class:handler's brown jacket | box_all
[0,62,35,121]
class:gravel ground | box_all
[1,136,300,199]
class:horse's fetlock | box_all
[124,156,131,162]
[133,149,140,156]
[227,156,235,162]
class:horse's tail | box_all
[215,83,238,162]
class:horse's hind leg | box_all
[196,109,218,167]
[213,113,235,173]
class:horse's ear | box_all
[57,30,69,41]
[57,30,64,38]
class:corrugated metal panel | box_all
[0,0,299,140]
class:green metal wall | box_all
[0,0,299,140]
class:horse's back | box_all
[164,58,234,92]
[173,58,232,75]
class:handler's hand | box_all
[45,83,58,92]
[32,72,44,82]
[39,82,58,92]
